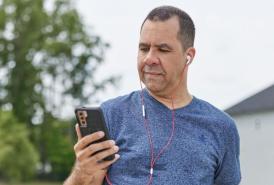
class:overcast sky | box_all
[75,0,274,110]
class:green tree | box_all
[43,118,75,180]
[0,110,39,182]
[0,0,119,181]
[0,0,119,126]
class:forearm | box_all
[63,168,96,185]
[64,166,104,185]
[63,171,79,185]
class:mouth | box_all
[144,71,164,76]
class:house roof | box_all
[225,84,274,115]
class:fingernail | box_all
[113,146,119,151]
[109,140,115,145]
[115,154,120,159]
[98,131,104,137]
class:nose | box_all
[143,50,160,65]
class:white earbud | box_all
[186,55,191,65]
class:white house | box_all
[225,84,274,185]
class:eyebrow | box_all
[139,42,173,50]
[139,43,149,48]
[155,43,172,50]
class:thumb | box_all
[75,123,82,141]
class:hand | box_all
[70,124,120,185]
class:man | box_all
[64,5,241,185]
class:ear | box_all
[185,47,196,65]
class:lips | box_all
[144,71,163,75]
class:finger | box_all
[74,131,105,152]
[91,145,119,163]
[97,154,120,170]
[75,123,82,141]
[77,140,116,160]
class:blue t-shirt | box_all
[101,90,241,185]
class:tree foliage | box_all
[0,110,39,182]
[35,115,75,180]
[46,120,75,180]
[0,0,119,125]
[0,0,119,181]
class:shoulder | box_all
[101,90,140,111]
[194,97,237,130]
[194,97,240,150]
[100,90,141,138]
[100,90,141,126]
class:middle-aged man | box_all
[64,5,241,185]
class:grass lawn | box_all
[0,182,62,185]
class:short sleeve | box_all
[214,120,241,185]
[100,100,121,140]
[100,102,114,139]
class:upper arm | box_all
[214,121,241,185]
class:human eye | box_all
[159,47,170,52]
[139,46,149,52]
[139,43,150,53]
[158,44,171,53]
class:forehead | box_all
[140,16,180,44]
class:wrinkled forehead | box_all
[140,17,181,44]
[141,16,180,32]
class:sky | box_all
[75,0,274,110]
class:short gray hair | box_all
[141,5,195,51]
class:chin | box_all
[145,83,163,93]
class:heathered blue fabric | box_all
[101,89,241,185]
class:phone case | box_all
[75,107,115,161]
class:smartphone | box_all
[75,107,115,161]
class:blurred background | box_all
[0,0,273,184]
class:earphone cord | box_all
[105,85,176,185]
[105,55,189,184]
[140,82,176,185]
[105,174,112,185]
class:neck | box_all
[146,87,193,110]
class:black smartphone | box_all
[75,107,115,161]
